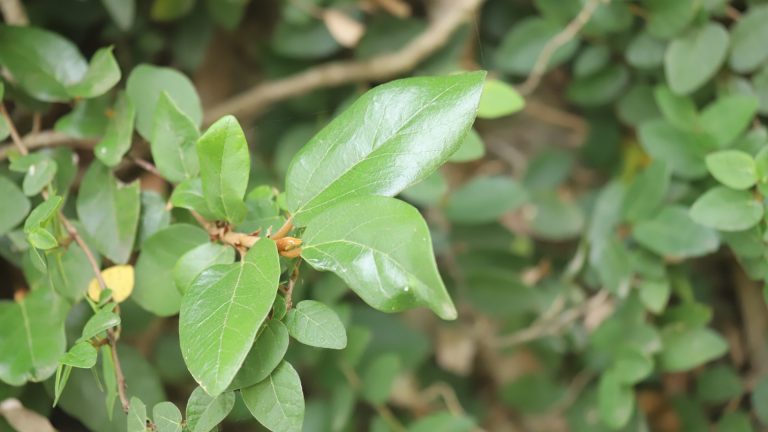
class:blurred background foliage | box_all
[2,0,768,431]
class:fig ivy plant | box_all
[0,22,485,432]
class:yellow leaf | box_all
[87,265,134,303]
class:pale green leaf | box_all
[448,129,485,163]
[362,354,401,405]
[494,17,579,75]
[476,79,524,119]
[705,150,757,190]
[659,325,728,372]
[151,92,200,183]
[94,92,135,167]
[0,176,29,235]
[729,5,768,73]
[152,401,182,432]
[690,187,763,231]
[102,0,135,30]
[185,387,235,432]
[66,46,121,98]
[597,372,634,429]
[169,178,217,221]
[241,361,304,432]
[701,95,759,148]
[127,397,147,432]
[622,160,670,222]
[633,206,719,259]
[664,23,729,95]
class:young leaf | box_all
[66,46,121,99]
[285,72,485,224]
[152,401,182,432]
[229,319,290,390]
[94,92,135,167]
[690,187,764,231]
[23,195,62,250]
[285,300,347,349]
[664,22,729,95]
[241,361,304,432]
[0,288,67,385]
[301,195,457,320]
[133,224,208,316]
[127,397,147,432]
[179,239,280,396]
[659,325,727,372]
[151,92,200,183]
[196,115,250,223]
[0,176,30,235]
[173,243,235,294]
[476,79,524,119]
[22,158,57,197]
[169,178,217,221]
[185,387,235,432]
[79,307,120,341]
[76,161,141,264]
[60,342,98,368]
[126,64,203,140]
[705,150,758,190]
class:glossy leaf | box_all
[66,46,121,99]
[0,288,67,385]
[185,387,235,432]
[196,115,250,223]
[241,361,304,432]
[76,161,140,263]
[705,150,757,190]
[229,319,289,390]
[285,72,485,224]
[301,195,457,320]
[151,92,200,183]
[0,176,30,235]
[133,224,208,316]
[179,239,280,396]
[126,64,202,140]
[94,92,135,167]
[664,23,729,95]
[173,242,235,294]
[285,300,347,349]
[690,187,764,231]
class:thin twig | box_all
[128,155,163,178]
[517,0,608,95]
[204,0,484,124]
[0,132,96,161]
[0,105,28,156]
[0,0,28,25]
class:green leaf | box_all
[170,178,217,221]
[701,95,759,148]
[444,176,527,225]
[173,242,235,294]
[301,196,457,320]
[659,325,727,371]
[151,92,200,183]
[196,115,250,224]
[0,176,30,235]
[639,279,670,314]
[690,187,763,231]
[448,129,485,163]
[695,365,743,403]
[127,396,147,432]
[138,191,171,245]
[626,31,666,69]
[362,353,401,405]
[645,0,698,39]
[76,161,141,264]
[0,288,67,385]
[54,97,110,138]
[271,19,339,60]
[664,23,729,95]
[407,412,476,432]
[94,91,135,167]
[151,0,194,21]
[27,227,57,250]
[24,195,62,248]
[102,0,135,30]
[79,307,120,341]
[126,64,202,140]
[133,224,208,316]
[476,79,524,119]
[285,72,485,225]
[566,64,629,107]
[242,361,304,432]
[752,376,768,426]
[705,150,758,190]
[494,17,579,75]
[611,347,653,385]
[229,319,289,390]
[185,387,235,432]
[729,5,768,73]
[45,241,99,300]
[718,412,753,432]
[66,46,121,99]
[597,372,634,429]
[573,45,610,78]
[622,160,670,222]
[638,119,710,179]
[633,206,719,259]
[152,401,182,432]
[101,345,118,418]
[0,25,86,101]
[60,341,98,368]
[654,85,698,131]
[179,239,280,396]
[22,158,57,196]
[400,171,448,206]
[527,191,584,240]
[285,300,347,349]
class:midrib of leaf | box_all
[269,374,288,421]
[18,299,38,376]
[213,260,246,387]
[294,82,460,216]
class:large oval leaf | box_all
[179,238,280,396]
[196,115,250,224]
[133,224,209,316]
[76,161,141,264]
[285,72,485,225]
[241,361,304,432]
[301,195,457,320]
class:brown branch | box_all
[0,131,96,161]
[0,105,28,156]
[0,0,28,25]
[203,0,484,124]
[517,0,608,96]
